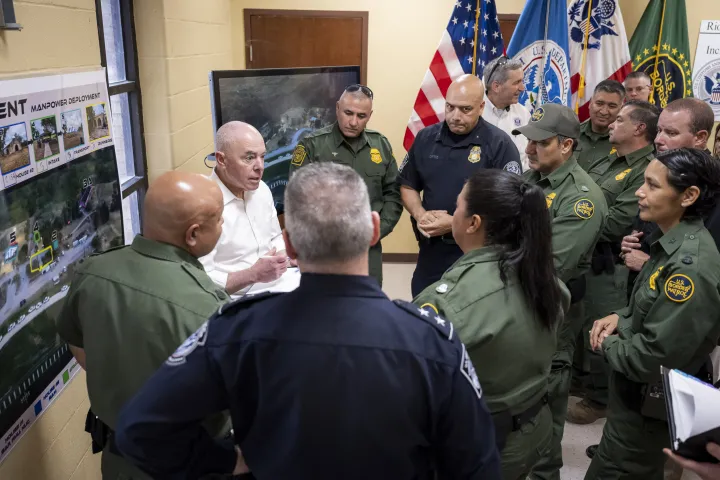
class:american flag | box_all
[403,0,505,151]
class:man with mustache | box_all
[576,80,625,171]
[399,74,523,297]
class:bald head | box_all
[143,171,224,258]
[214,121,267,196]
[445,74,486,135]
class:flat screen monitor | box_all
[209,66,361,212]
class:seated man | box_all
[55,171,231,479]
[201,121,295,297]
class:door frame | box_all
[243,9,369,84]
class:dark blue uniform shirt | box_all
[115,274,501,480]
[398,118,522,297]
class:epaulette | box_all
[216,291,283,317]
[91,244,128,257]
[303,125,333,140]
[393,299,455,342]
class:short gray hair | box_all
[284,163,373,263]
[483,57,523,86]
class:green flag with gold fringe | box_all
[629,0,693,108]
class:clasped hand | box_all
[416,210,453,238]
[590,314,619,351]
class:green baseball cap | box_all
[512,103,580,141]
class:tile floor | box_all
[381,263,701,480]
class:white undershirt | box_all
[482,96,531,171]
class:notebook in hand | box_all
[662,366,720,464]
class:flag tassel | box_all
[472,0,482,76]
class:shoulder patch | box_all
[394,300,454,341]
[615,168,632,181]
[503,161,522,175]
[573,199,595,219]
[399,153,409,173]
[166,322,208,367]
[291,144,307,167]
[370,147,383,164]
[664,274,694,303]
[460,344,483,399]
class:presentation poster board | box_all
[0,70,124,463]
[692,20,720,121]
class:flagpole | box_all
[575,0,594,113]
[652,0,667,97]
[472,0,481,75]
[539,0,550,107]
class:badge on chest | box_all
[370,148,383,164]
[468,145,482,163]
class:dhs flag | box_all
[507,0,571,114]
[568,0,632,122]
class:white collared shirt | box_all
[482,96,531,171]
[200,171,286,294]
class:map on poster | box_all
[692,20,720,121]
[0,70,124,464]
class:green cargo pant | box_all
[584,372,669,479]
[501,404,552,480]
[368,242,383,287]
[574,267,628,406]
[528,301,584,480]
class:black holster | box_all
[491,394,548,452]
[591,242,616,275]
[640,359,715,421]
[84,409,111,454]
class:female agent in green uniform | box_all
[414,169,569,480]
[587,148,720,479]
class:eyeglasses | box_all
[486,56,509,85]
[345,84,374,99]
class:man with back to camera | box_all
[201,121,294,297]
[481,56,532,170]
[114,162,502,480]
[399,74,523,297]
[568,101,660,426]
[512,104,608,480]
[289,84,402,286]
[623,71,652,103]
[55,171,231,479]
[576,80,626,171]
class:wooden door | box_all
[244,10,368,84]
[498,14,520,52]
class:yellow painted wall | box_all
[230,0,720,253]
[134,0,234,182]
[0,1,103,478]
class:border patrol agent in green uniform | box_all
[569,101,659,424]
[512,104,608,480]
[55,172,231,480]
[289,85,402,286]
[586,149,720,479]
[413,169,570,480]
[576,80,625,171]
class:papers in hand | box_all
[663,367,720,463]
[245,267,301,296]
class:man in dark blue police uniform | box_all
[399,74,523,297]
[115,162,502,480]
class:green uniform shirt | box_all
[586,144,655,244]
[289,123,402,238]
[413,246,570,414]
[577,121,613,171]
[523,156,608,284]
[603,219,720,383]
[56,236,229,429]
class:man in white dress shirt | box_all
[200,121,292,296]
[482,56,531,170]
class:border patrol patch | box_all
[531,107,544,122]
[291,145,306,167]
[166,322,208,366]
[615,168,632,181]
[664,274,694,302]
[460,344,482,399]
[648,266,664,290]
[503,161,522,175]
[546,192,556,209]
[468,145,482,163]
[574,199,594,219]
[370,148,383,164]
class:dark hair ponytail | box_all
[464,170,562,330]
